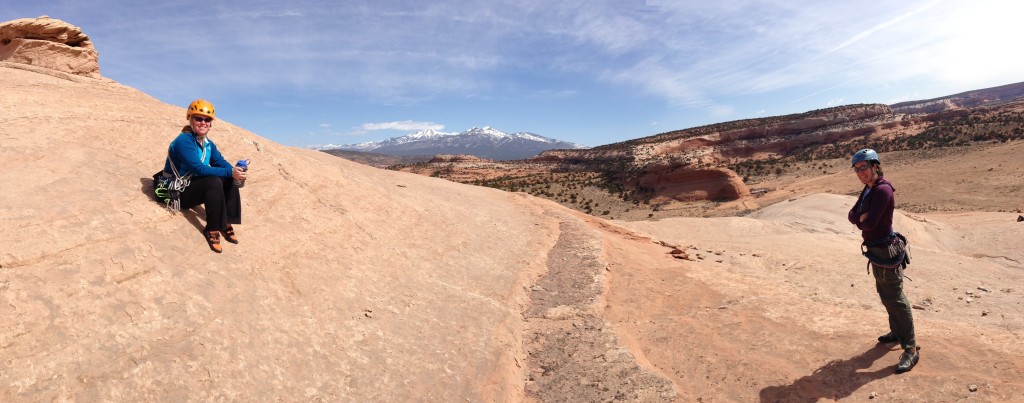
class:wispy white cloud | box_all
[819,0,944,57]
[601,56,706,106]
[21,0,1016,106]
[361,120,445,132]
[554,0,1022,113]
[5,0,1020,146]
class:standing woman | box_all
[164,99,247,253]
[848,148,919,373]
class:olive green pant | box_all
[873,264,916,349]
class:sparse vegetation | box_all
[732,107,1024,183]
[382,101,1024,220]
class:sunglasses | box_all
[853,164,873,173]
[192,116,213,123]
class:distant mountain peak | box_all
[407,128,453,139]
[316,126,587,160]
[464,126,506,137]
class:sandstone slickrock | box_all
[1,64,558,401]
[1,56,681,402]
[4,17,1024,402]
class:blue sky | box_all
[5,1,1022,147]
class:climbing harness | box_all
[862,232,911,280]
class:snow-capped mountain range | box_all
[317,126,587,160]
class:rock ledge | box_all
[0,16,100,78]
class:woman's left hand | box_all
[859,212,868,223]
[232,166,247,181]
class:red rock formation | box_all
[429,154,488,163]
[891,81,1024,113]
[891,99,958,114]
[529,148,629,163]
[0,16,100,78]
[719,126,877,159]
[718,104,890,142]
[652,137,715,156]
[634,164,749,203]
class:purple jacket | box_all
[848,177,895,242]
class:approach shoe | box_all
[895,346,920,374]
[221,226,239,244]
[206,231,223,253]
[878,332,899,343]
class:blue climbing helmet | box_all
[851,148,880,167]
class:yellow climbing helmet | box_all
[186,99,216,121]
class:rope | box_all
[161,135,207,213]
[163,152,192,213]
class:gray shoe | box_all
[877,332,898,343]
[895,347,920,374]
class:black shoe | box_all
[877,332,898,343]
[895,347,920,374]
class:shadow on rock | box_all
[182,206,207,233]
[139,176,161,203]
[138,176,205,232]
[759,343,896,402]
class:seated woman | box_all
[163,99,247,253]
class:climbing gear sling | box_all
[153,139,205,212]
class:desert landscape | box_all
[390,98,1024,221]
[2,16,1023,402]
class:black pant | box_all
[179,176,241,232]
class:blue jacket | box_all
[163,132,233,178]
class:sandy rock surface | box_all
[3,56,1024,402]
[610,195,1024,401]
[0,66,555,401]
